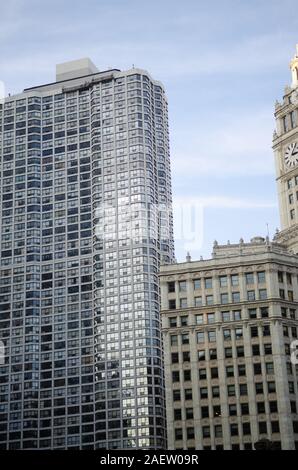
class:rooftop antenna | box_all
[266,223,270,239]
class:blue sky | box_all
[1,0,298,261]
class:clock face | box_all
[285,142,298,168]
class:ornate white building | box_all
[160,46,298,450]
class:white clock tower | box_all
[273,45,298,253]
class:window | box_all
[283,325,289,337]
[209,349,217,360]
[226,366,234,377]
[184,389,192,400]
[227,385,236,397]
[247,290,255,301]
[180,298,187,308]
[229,404,237,416]
[208,331,216,343]
[186,408,193,419]
[204,278,212,289]
[235,328,243,339]
[278,271,284,283]
[169,299,176,310]
[267,382,276,393]
[168,282,175,293]
[281,307,287,318]
[211,367,218,379]
[238,364,246,376]
[270,401,278,413]
[252,344,260,356]
[231,274,239,286]
[261,307,269,318]
[241,403,249,415]
[212,386,220,398]
[287,273,292,285]
[233,310,241,321]
[291,402,297,414]
[287,362,293,375]
[259,422,267,434]
[255,382,264,394]
[222,311,230,322]
[206,295,213,306]
[248,308,257,319]
[239,384,248,396]
[173,390,181,401]
[290,309,296,319]
[184,370,191,381]
[197,332,205,344]
[219,276,228,287]
[207,313,215,324]
[263,325,271,337]
[179,281,187,292]
[271,421,280,433]
[182,333,189,345]
[259,289,267,300]
[180,315,188,326]
[214,425,222,438]
[230,424,238,436]
[257,402,265,414]
[264,343,272,355]
[254,363,262,375]
[200,388,208,399]
[186,427,194,440]
[174,409,182,421]
[232,292,240,303]
[251,326,259,338]
[225,347,233,358]
[170,335,178,346]
[237,346,244,357]
[202,426,210,438]
[169,317,177,327]
[266,362,274,375]
[221,293,229,304]
[201,406,209,418]
[199,368,207,380]
[171,353,179,364]
[175,428,183,440]
[223,329,231,341]
[245,273,254,285]
[198,350,206,362]
[213,405,221,417]
[288,290,294,301]
[242,422,251,435]
[257,271,266,283]
[193,279,201,290]
[172,371,180,382]
[196,314,203,324]
[290,209,295,220]
[195,297,202,307]
[183,351,190,362]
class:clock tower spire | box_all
[290,44,298,88]
[273,45,298,253]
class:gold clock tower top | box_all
[290,44,298,89]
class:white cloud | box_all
[173,195,277,210]
[171,108,275,177]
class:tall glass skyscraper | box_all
[0,59,174,449]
